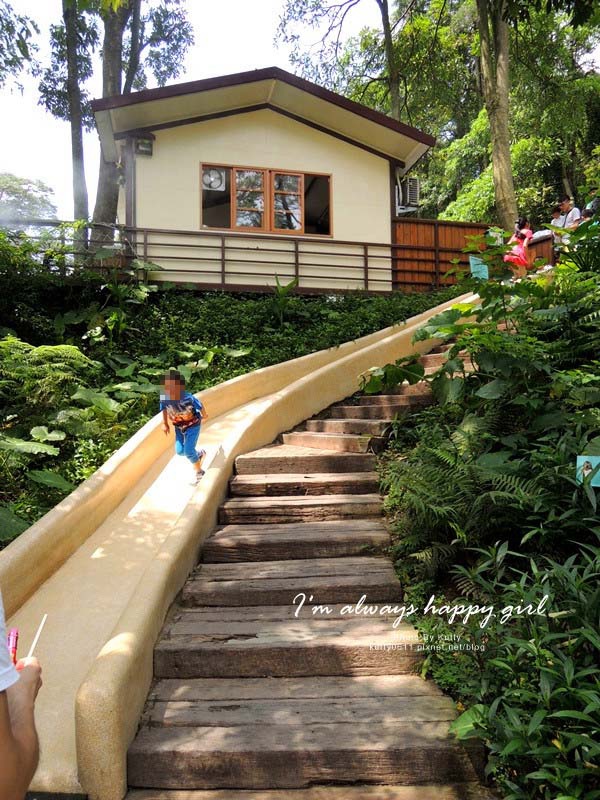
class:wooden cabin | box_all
[91,67,435,293]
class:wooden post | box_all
[294,240,300,283]
[142,229,148,263]
[60,229,66,278]
[434,221,440,288]
[363,244,369,291]
[220,234,226,287]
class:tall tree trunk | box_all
[476,0,517,231]
[63,0,89,223]
[92,2,133,229]
[375,0,401,120]
[123,0,142,94]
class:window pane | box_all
[274,194,301,215]
[274,173,300,192]
[236,210,263,228]
[236,170,263,190]
[202,166,231,228]
[236,190,264,211]
[274,211,302,231]
[304,174,330,235]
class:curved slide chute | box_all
[0,292,476,799]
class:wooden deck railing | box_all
[1,218,555,294]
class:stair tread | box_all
[211,519,387,537]
[234,445,377,473]
[161,610,415,645]
[231,471,379,483]
[203,526,389,559]
[196,555,394,580]
[286,431,373,439]
[331,406,398,414]
[127,785,493,800]
[166,603,403,622]
[221,493,381,508]
[183,571,399,596]
[237,444,375,459]
[143,694,456,727]
[149,674,444,702]
[130,719,461,752]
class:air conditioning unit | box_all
[403,177,420,206]
[395,176,420,214]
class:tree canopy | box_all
[0,172,57,221]
[278,0,600,228]
[0,1,38,88]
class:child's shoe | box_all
[194,468,205,484]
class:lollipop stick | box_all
[27,614,48,659]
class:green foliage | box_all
[271,275,299,327]
[279,1,600,227]
[440,135,560,225]
[0,172,58,221]
[38,0,194,128]
[361,356,425,395]
[0,0,38,88]
[447,543,600,800]
[377,222,600,798]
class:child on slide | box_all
[160,369,208,484]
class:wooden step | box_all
[228,472,379,497]
[155,604,417,678]
[387,381,433,396]
[305,418,391,435]
[419,352,448,368]
[148,674,446,703]
[282,431,375,453]
[235,444,377,474]
[203,519,389,562]
[182,555,398,607]
[127,719,478,789]
[358,394,433,407]
[143,693,457,727]
[218,494,382,524]
[127,784,495,800]
[330,404,405,419]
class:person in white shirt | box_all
[0,589,42,800]
[557,195,581,245]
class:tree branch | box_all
[122,0,142,95]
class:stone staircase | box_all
[126,348,493,800]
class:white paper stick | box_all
[27,614,48,659]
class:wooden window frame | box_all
[271,171,304,235]
[232,166,268,233]
[200,162,333,237]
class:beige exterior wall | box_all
[132,109,392,290]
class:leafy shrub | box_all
[375,221,600,799]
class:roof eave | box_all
[91,66,435,149]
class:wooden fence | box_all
[392,218,555,291]
[2,218,555,295]
[393,218,488,291]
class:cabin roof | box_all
[91,66,434,170]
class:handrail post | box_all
[294,239,299,284]
[363,244,369,291]
[142,229,148,263]
[434,220,440,288]
[220,234,226,287]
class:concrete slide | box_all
[0,292,476,800]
